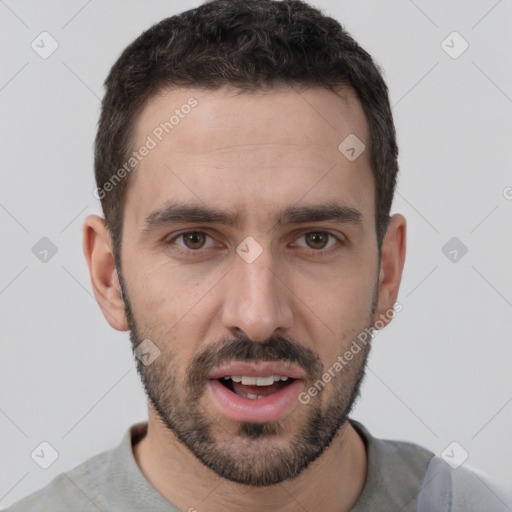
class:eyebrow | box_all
[142,200,362,233]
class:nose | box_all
[220,243,293,342]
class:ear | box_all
[82,214,128,331]
[373,214,406,329]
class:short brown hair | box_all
[94,0,398,262]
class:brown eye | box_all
[304,232,330,249]
[181,232,207,250]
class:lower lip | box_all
[207,379,304,423]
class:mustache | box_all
[187,334,323,392]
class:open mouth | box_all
[218,375,295,399]
[207,362,305,422]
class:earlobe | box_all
[82,214,129,331]
[373,214,406,329]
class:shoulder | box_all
[417,456,512,512]
[350,420,435,511]
[349,420,511,512]
[2,423,149,512]
[3,448,115,512]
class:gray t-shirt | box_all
[4,420,510,511]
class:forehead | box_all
[124,85,373,231]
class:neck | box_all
[133,406,367,512]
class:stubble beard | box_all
[118,267,375,486]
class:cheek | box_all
[293,266,376,363]
[127,258,211,316]
[125,261,220,356]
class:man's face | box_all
[119,85,379,485]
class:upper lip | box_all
[208,361,306,380]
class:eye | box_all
[166,230,342,257]
[170,231,215,251]
[294,231,339,251]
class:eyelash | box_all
[165,230,344,258]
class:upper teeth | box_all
[222,375,289,386]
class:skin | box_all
[83,84,406,512]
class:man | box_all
[6,0,510,510]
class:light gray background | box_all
[1,0,511,507]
